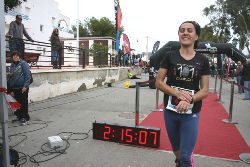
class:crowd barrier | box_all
[133,75,250,164]
[214,75,250,124]
[214,74,250,164]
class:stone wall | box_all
[29,68,142,102]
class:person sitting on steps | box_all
[128,69,141,79]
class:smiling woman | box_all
[155,21,210,167]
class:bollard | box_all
[214,74,218,93]
[156,89,159,110]
[135,82,140,126]
[219,75,223,102]
[222,80,237,124]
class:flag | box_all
[114,0,122,53]
[152,41,160,55]
[123,33,131,55]
[114,0,122,30]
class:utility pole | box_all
[0,0,11,166]
[76,0,80,57]
[146,36,149,61]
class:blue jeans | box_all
[9,39,24,58]
[244,81,250,99]
[51,50,59,62]
[236,76,243,93]
[164,109,199,167]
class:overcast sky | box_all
[54,0,216,53]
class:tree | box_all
[72,21,89,38]
[72,16,124,38]
[200,25,223,42]
[84,17,116,38]
[72,17,124,56]
[4,0,24,12]
[203,0,250,52]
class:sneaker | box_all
[175,159,181,167]
[19,118,27,126]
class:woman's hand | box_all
[22,87,27,94]
[176,100,191,113]
[176,90,192,103]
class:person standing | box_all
[242,57,250,100]
[210,63,216,77]
[7,51,32,126]
[50,28,62,69]
[155,21,209,167]
[235,61,244,94]
[6,15,34,58]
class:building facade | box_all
[4,0,74,66]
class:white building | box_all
[4,0,117,68]
[4,0,74,66]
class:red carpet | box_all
[140,93,250,160]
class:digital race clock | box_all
[93,122,161,148]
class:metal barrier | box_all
[137,75,250,164]
[222,80,238,124]
[134,79,157,126]
[219,75,223,103]
[156,89,159,110]
[135,82,140,126]
[213,74,250,164]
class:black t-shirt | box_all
[160,50,210,113]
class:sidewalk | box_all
[6,74,250,167]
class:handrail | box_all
[5,38,124,69]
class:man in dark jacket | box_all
[7,51,32,125]
[242,57,250,100]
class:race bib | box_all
[166,86,194,114]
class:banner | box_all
[123,33,131,55]
[114,0,122,53]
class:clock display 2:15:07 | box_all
[93,122,161,148]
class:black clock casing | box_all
[93,122,161,148]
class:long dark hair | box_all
[178,21,201,49]
[11,51,21,58]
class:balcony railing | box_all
[5,39,126,69]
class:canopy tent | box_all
[150,41,247,70]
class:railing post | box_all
[214,74,218,93]
[82,49,85,69]
[108,53,112,68]
[219,75,223,102]
[222,80,237,124]
[135,82,140,126]
[156,89,159,110]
